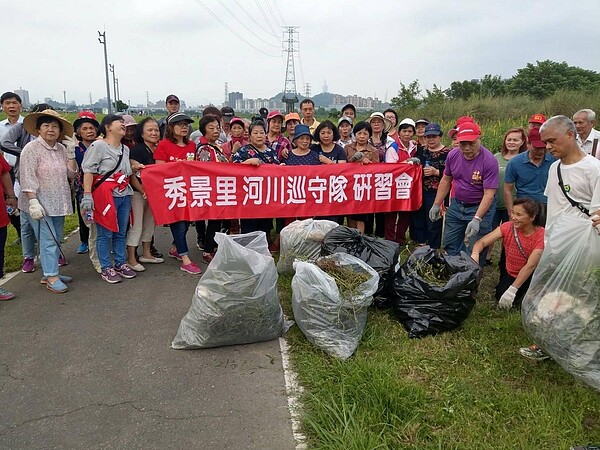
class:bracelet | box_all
[7,195,17,199]
[474,215,482,221]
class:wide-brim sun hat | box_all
[23,109,74,141]
[292,124,313,142]
[366,112,392,133]
[166,112,194,125]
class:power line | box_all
[264,0,283,29]
[271,0,286,27]
[191,0,279,57]
[255,0,278,36]
[215,0,280,48]
[232,0,280,40]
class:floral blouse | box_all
[232,144,280,165]
[18,137,76,216]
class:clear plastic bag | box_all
[320,226,400,299]
[291,253,379,359]
[522,214,600,390]
[172,231,286,349]
[277,219,339,274]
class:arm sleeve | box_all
[482,154,500,190]
[18,144,40,193]
[80,142,103,174]
[0,125,24,157]
[504,159,516,184]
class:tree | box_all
[113,100,129,112]
[423,84,446,105]
[444,80,480,100]
[390,80,422,110]
[508,60,600,99]
[328,108,340,119]
[480,74,507,97]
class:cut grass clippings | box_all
[279,262,600,449]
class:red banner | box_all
[141,161,422,225]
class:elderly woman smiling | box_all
[19,110,78,293]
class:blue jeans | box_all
[20,213,36,259]
[22,212,64,277]
[413,191,444,249]
[443,199,496,263]
[169,221,190,257]
[96,195,132,270]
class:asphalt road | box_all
[0,226,297,450]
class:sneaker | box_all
[150,245,163,258]
[196,242,204,251]
[77,243,89,254]
[21,258,35,273]
[46,278,68,294]
[101,267,122,284]
[180,262,202,275]
[168,248,183,261]
[0,287,16,301]
[115,263,137,279]
[40,274,73,284]
[519,344,550,361]
[58,255,68,266]
[202,252,215,263]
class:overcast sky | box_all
[2,0,599,108]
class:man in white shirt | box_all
[573,109,600,158]
[0,92,23,167]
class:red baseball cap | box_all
[456,122,481,142]
[456,115,475,126]
[528,128,545,148]
[73,110,99,129]
[448,128,458,139]
[529,113,546,124]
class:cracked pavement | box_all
[0,227,296,449]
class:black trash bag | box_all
[320,226,399,299]
[389,246,481,338]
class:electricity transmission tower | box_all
[281,26,299,113]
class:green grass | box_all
[279,261,600,449]
[4,213,79,273]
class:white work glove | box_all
[429,204,441,222]
[62,134,77,160]
[499,285,518,309]
[80,193,94,213]
[405,157,421,165]
[29,198,45,220]
[465,218,481,238]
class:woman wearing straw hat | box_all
[19,109,78,293]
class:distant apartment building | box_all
[330,94,382,110]
[15,89,30,107]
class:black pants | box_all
[0,225,6,277]
[240,218,272,241]
[75,196,89,244]
[203,220,222,253]
[495,249,532,307]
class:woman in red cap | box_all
[220,117,247,161]
[266,110,292,160]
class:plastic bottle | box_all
[6,206,19,216]
[425,160,431,168]
[84,210,94,224]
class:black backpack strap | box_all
[592,138,598,158]
[556,163,590,216]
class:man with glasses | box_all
[429,121,499,263]
[158,94,193,138]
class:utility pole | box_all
[281,26,299,113]
[224,82,229,106]
[109,64,117,111]
[89,92,93,105]
[116,78,120,103]
[304,83,311,98]
[98,30,112,114]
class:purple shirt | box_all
[444,145,499,203]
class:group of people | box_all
[1,91,599,351]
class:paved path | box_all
[0,226,297,449]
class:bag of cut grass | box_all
[277,219,339,274]
[320,226,399,299]
[172,231,287,349]
[388,246,481,338]
[291,253,379,359]
[522,214,600,391]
